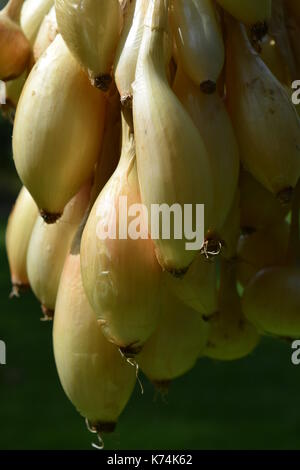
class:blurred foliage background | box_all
[1,0,300,451]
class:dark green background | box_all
[1,0,300,451]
